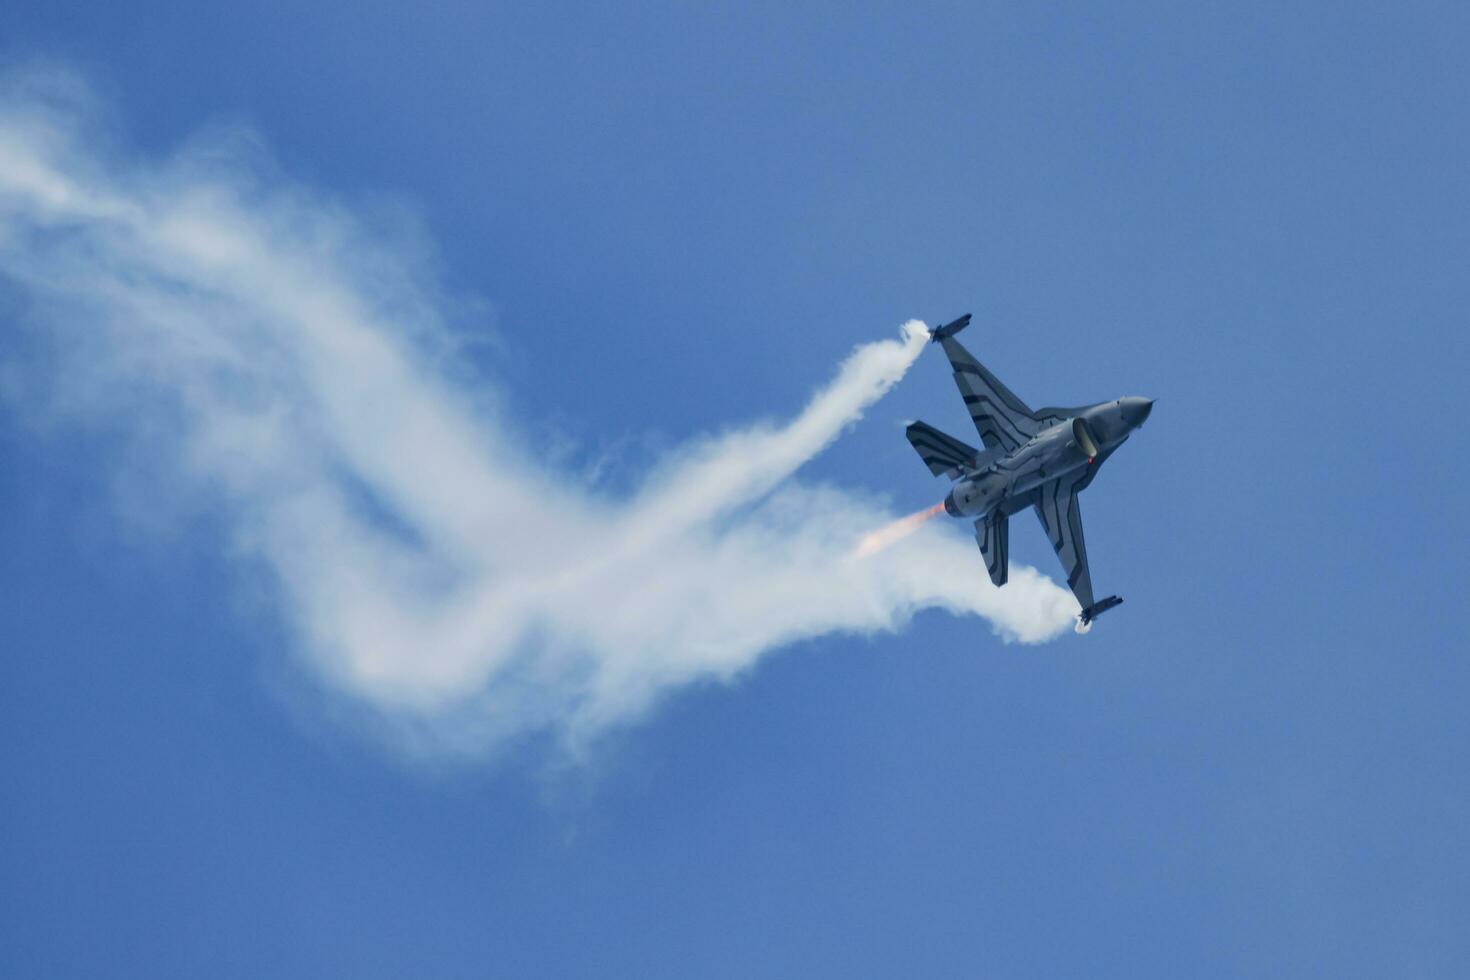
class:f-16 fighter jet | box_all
[909,314,1153,630]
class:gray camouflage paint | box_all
[907,314,1152,626]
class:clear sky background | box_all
[1,2,1467,977]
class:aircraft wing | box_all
[937,334,1043,453]
[1033,471,1095,612]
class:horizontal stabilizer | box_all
[975,512,1009,587]
[905,421,981,478]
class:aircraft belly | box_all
[1003,449,1089,498]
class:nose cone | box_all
[1122,397,1154,428]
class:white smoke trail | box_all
[0,70,1077,757]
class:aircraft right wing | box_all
[935,324,1044,453]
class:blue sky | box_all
[1,2,1467,977]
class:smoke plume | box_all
[0,70,1077,758]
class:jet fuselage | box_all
[907,311,1153,627]
[943,396,1153,519]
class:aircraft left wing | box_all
[1033,470,1124,625]
[1033,471,1096,613]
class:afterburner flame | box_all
[852,502,947,559]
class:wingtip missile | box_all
[930,313,972,343]
[1077,595,1124,630]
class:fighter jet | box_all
[908,314,1153,630]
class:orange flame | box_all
[852,502,946,559]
